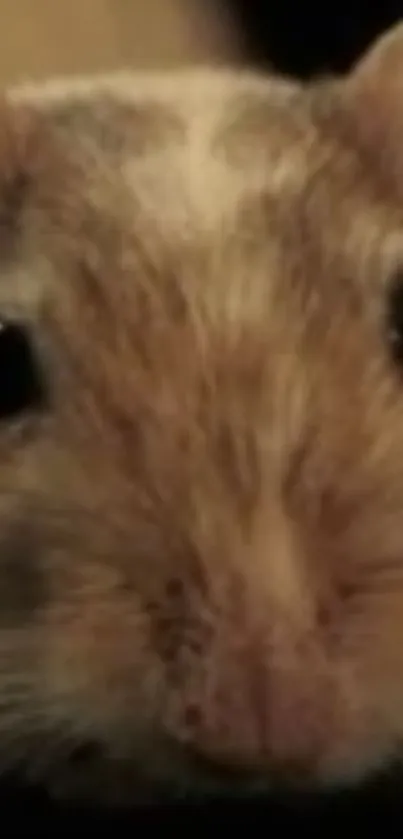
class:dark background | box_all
[224,0,403,76]
[3,0,403,830]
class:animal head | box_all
[0,24,403,803]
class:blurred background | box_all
[1,0,403,86]
[0,0,239,84]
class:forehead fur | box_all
[1,60,402,481]
[0,72,373,310]
[3,57,400,263]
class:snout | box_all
[162,630,340,792]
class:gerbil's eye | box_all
[0,320,45,420]
[387,272,403,366]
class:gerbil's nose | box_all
[176,531,323,778]
[183,653,271,771]
[174,644,322,784]
[166,508,328,785]
[170,611,332,789]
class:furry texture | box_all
[0,25,402,804]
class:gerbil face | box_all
[2,28,403,803]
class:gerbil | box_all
[0,24,403,805]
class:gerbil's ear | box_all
[344,24,403,172]
[0,100,45,249]
[350,22,403,86]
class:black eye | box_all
[387,272,403,366]
[0,320,45,420]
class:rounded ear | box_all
[0,100,48,250]
[343,24,403,177]
[0,100,63,319]
[349,22,403,91]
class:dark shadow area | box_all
[2,764,403,828]
[223,0,403,76]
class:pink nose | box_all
[182,677,269,771]
[173,643,333,782]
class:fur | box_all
[0,25,402,804]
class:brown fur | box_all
[0,27,403,804]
